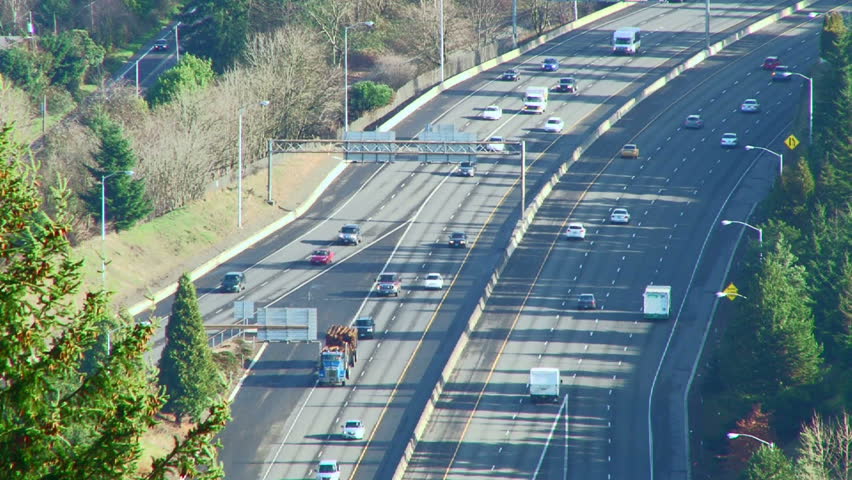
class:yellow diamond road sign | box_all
[722,283,739,301]
[785,135,800,150]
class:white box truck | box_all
[643,285,671,319]
[529,367,561,403]
[523,86,548,114]
[613,27,641,55]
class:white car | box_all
[721,133,739,148]
[485,136,505,152]
[341,420,365,440]
[564,222,586,240]
[424,273,444,290]
[482,105,502,120]
[543,117,565,133]
[740,98,760,113]
[317,460,341,480]
[610,208,630,224]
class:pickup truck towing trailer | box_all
[643,285,671,320]
[529,367,561,403]
[318,325,358,386]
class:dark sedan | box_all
[499,68,520,81]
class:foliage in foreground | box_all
[0,122,229,479]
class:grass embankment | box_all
[73,153,341,311]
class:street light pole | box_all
[343,21,374,133]
[439,0,445,83]
[237,100,270,228]
[175,21,181,63]
[744,145,783,177]
[790,72,813,145]
[101,170,134,285]
[720,219,763,245]
[727,432,774,448]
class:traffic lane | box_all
[219,225,407,480]
[400,6,820,476]
[353,182,523,480]
[238,144,524,478]
[152,160,450,356]
[332,149,528,479]
[392,0,787,142]
[139,163,379,320]
[603,24,820,480]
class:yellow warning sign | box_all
[722,283,740,301]
[785,135,800,150]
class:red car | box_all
[761,56,781,70]
[310,248,335,265]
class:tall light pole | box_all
[744,145,783,177]
[790,72,813,145]
[101,170,134,285]
[134,47,153,96]
[175,21,182,63]
[720,220,763,245]
[439,0,445,83]
[343,21,374,133]
[237,100,270,228]
[726,432,774,448]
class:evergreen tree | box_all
[81,113,153,231]
[0,123,228,479]
[183,0,250,72]
[751,236,824,393]
[741,445,796,480]
[158,273,223,423]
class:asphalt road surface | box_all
[400,5,827,480]
[139,1,827,479]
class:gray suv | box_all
[338,224,362,245]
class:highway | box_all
[183,1,828,479]
[400,5,827,480]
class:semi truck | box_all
[318,325,358,386]
[529,367,561,403]
[643,285,671,320]
[523,86,548,114]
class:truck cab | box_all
[355,317,375,339]
[376,273,401,297]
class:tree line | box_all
[702,10,852,480]
[1,0,590,238]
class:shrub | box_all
[349,81,393,118]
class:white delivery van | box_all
[613,27,641,55]
[643,285,671,320]
[523,86,549,114]
[529,367,561,403]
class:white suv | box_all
[720,133,739,148]
[317,460,340,480]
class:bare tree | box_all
[300,0,354,65]
[457,0,508,47]
[391,0,474,69]
[797,411,852,480]
[0,81,34,141]
[238,24,341,138]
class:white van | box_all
[613,28,641,55]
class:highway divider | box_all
[389,1,819,478]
